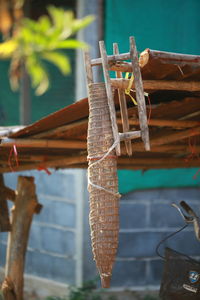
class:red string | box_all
[184,134,200,180]
[8,144,19,172]
[37,164,52,175]
[147,95,152,124]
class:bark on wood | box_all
[0,174,11,232]
[111,78,200,92]
[113,43,132,156]
[2,176,41,300]
[139,48,200,68]
[129,37,150,151]
[99,40,120,155]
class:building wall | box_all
[83,187,200,289]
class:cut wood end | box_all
[139,48,150,68]
[101,275,111,288]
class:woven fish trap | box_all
[87,82,120,288]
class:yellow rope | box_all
[124,72,138,105]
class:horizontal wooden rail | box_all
[0,138,87,149]
[111,78,200,92]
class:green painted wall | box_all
[105,0,200,194]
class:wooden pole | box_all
[2,176,42,300]
[0,174,11,232]
[139,48,200,68]
[99,40,120,155]
[118,118,200,128]
[113,43,132,156]
[129,36,150,151]
[111,78,200,92]
[0,138,87,149]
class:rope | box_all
[87,137,121,198]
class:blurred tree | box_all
[0,2,94,95]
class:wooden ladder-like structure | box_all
[84,36,150,156]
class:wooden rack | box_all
[84,36,150,156]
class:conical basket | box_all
[87,82,120,288]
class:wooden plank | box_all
[129,36,150,151]
[113,43,132,156]
[0,138,87,149]
[2,176,42,300]
[91,52,130,66]
[111,78,200,92]
[99,40,120,155]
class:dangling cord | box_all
[156,224,188,259]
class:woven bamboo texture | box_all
[87,82,120,288]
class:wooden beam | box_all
[0,138,87,149]
[0,175,11,232]
[0,155,87,173]
[2,176,42,300]
[139,48,200,68]
[118,118,200,128]
[130,36,150,151]
[111,78,200,92]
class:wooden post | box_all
[99,40,120,155]
[0,174,12,232]
[113,43,132,156]
[130,36,150,151]
[2,176,42,300]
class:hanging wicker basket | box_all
[87,82,120,288]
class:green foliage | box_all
[0,5,94,95]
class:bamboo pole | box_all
[118,118,200,128]
[113,43,132,156]
[2,176,42,300]
[0,138,87,149]
[139,48,200,68]
[31,119,87,139]
[111,78,200,92]
[0,155,87,173]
